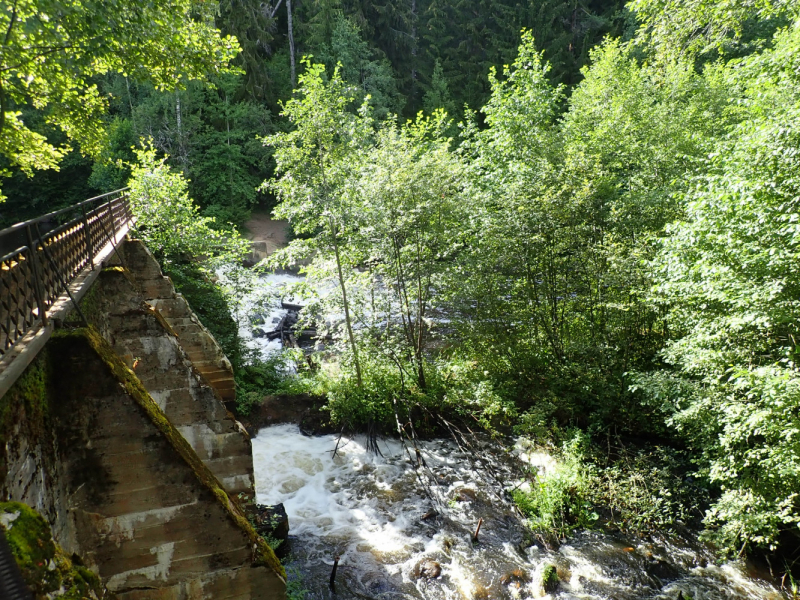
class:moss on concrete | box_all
[0,501,109,598]
[1,351,50,424]
[50,326,286,582]
[0,353,52,486]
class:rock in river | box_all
[413,558,442,579]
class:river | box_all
[252,425,785,600]
[235,264,785,599]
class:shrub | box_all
[512,433,599,538]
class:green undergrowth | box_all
[50,326,286,581]
[166,262,242,367]
[0,501,108,599]
[512,434,599,539]
[288,351,518,435]
[511,429,707,541]
[234,352,297,416]
[284,565,309,600]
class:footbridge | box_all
[0,189,133,397]
[0,193,285,599]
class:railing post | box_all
[81,206,94,270]
[122,192,133,223]
[106,199,116,239]
[24,225,48,326]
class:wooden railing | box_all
[0,189,132,358]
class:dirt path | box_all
[243,211,290,262]
[244,211,289,246]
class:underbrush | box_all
[512,433,599,538]
[233,351,299,415]
[166,262,242,366]
[289,351,518,436]
[511,430,708,541]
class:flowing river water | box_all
[251,425,784,600]
[237,270,785,599]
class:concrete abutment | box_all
[0,237,285,599]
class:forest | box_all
[3,0,800,587]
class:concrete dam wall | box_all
[0,238,285,599]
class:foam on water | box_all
[252,425,785,599]
[220,270,304,356]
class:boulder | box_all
[413,559,442,580]
[541,564,559,594]
[251,503,290,557]
[500,568,531,587]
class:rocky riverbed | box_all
[252,425,785,600]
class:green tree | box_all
[218,0,278,100]
[457,30,728,431]
[265,61,371,385]
[128,144,252,367]
[355,111,465,390]
[644,22,800,554]
[128,145,249,267]
[87,117,137,192]
[130,74,274,225]
[315,15,403,118]
[0,0,239,198]
[630,0,796,57]
[422,59,456,116]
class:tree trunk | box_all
[410,0,417,83]
[175,92,188,174]
[287,0,296,87]
[331,218,363,387]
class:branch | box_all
[1,44,86,72]
[2,0,18,46]
[269,0,284,19]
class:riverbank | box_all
[243,211,289,266]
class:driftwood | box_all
[265,301,318,347]
[265,313,288,340]
[329,555,340,590]
[472,518,483,543]
[281,300,304,311]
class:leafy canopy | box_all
[127,145,248,268]
[646,22,800,553]
[0,0,240,195]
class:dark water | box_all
[252,425,784,600]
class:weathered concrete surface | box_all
[0,235,286,598]
[0,359,79,554]
[1,331,285,599]
[83,262,255,501]
[121,240,237,404]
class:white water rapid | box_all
[252,424,784,600]
[233,271,304,356]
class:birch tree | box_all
[264,61,370,384]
